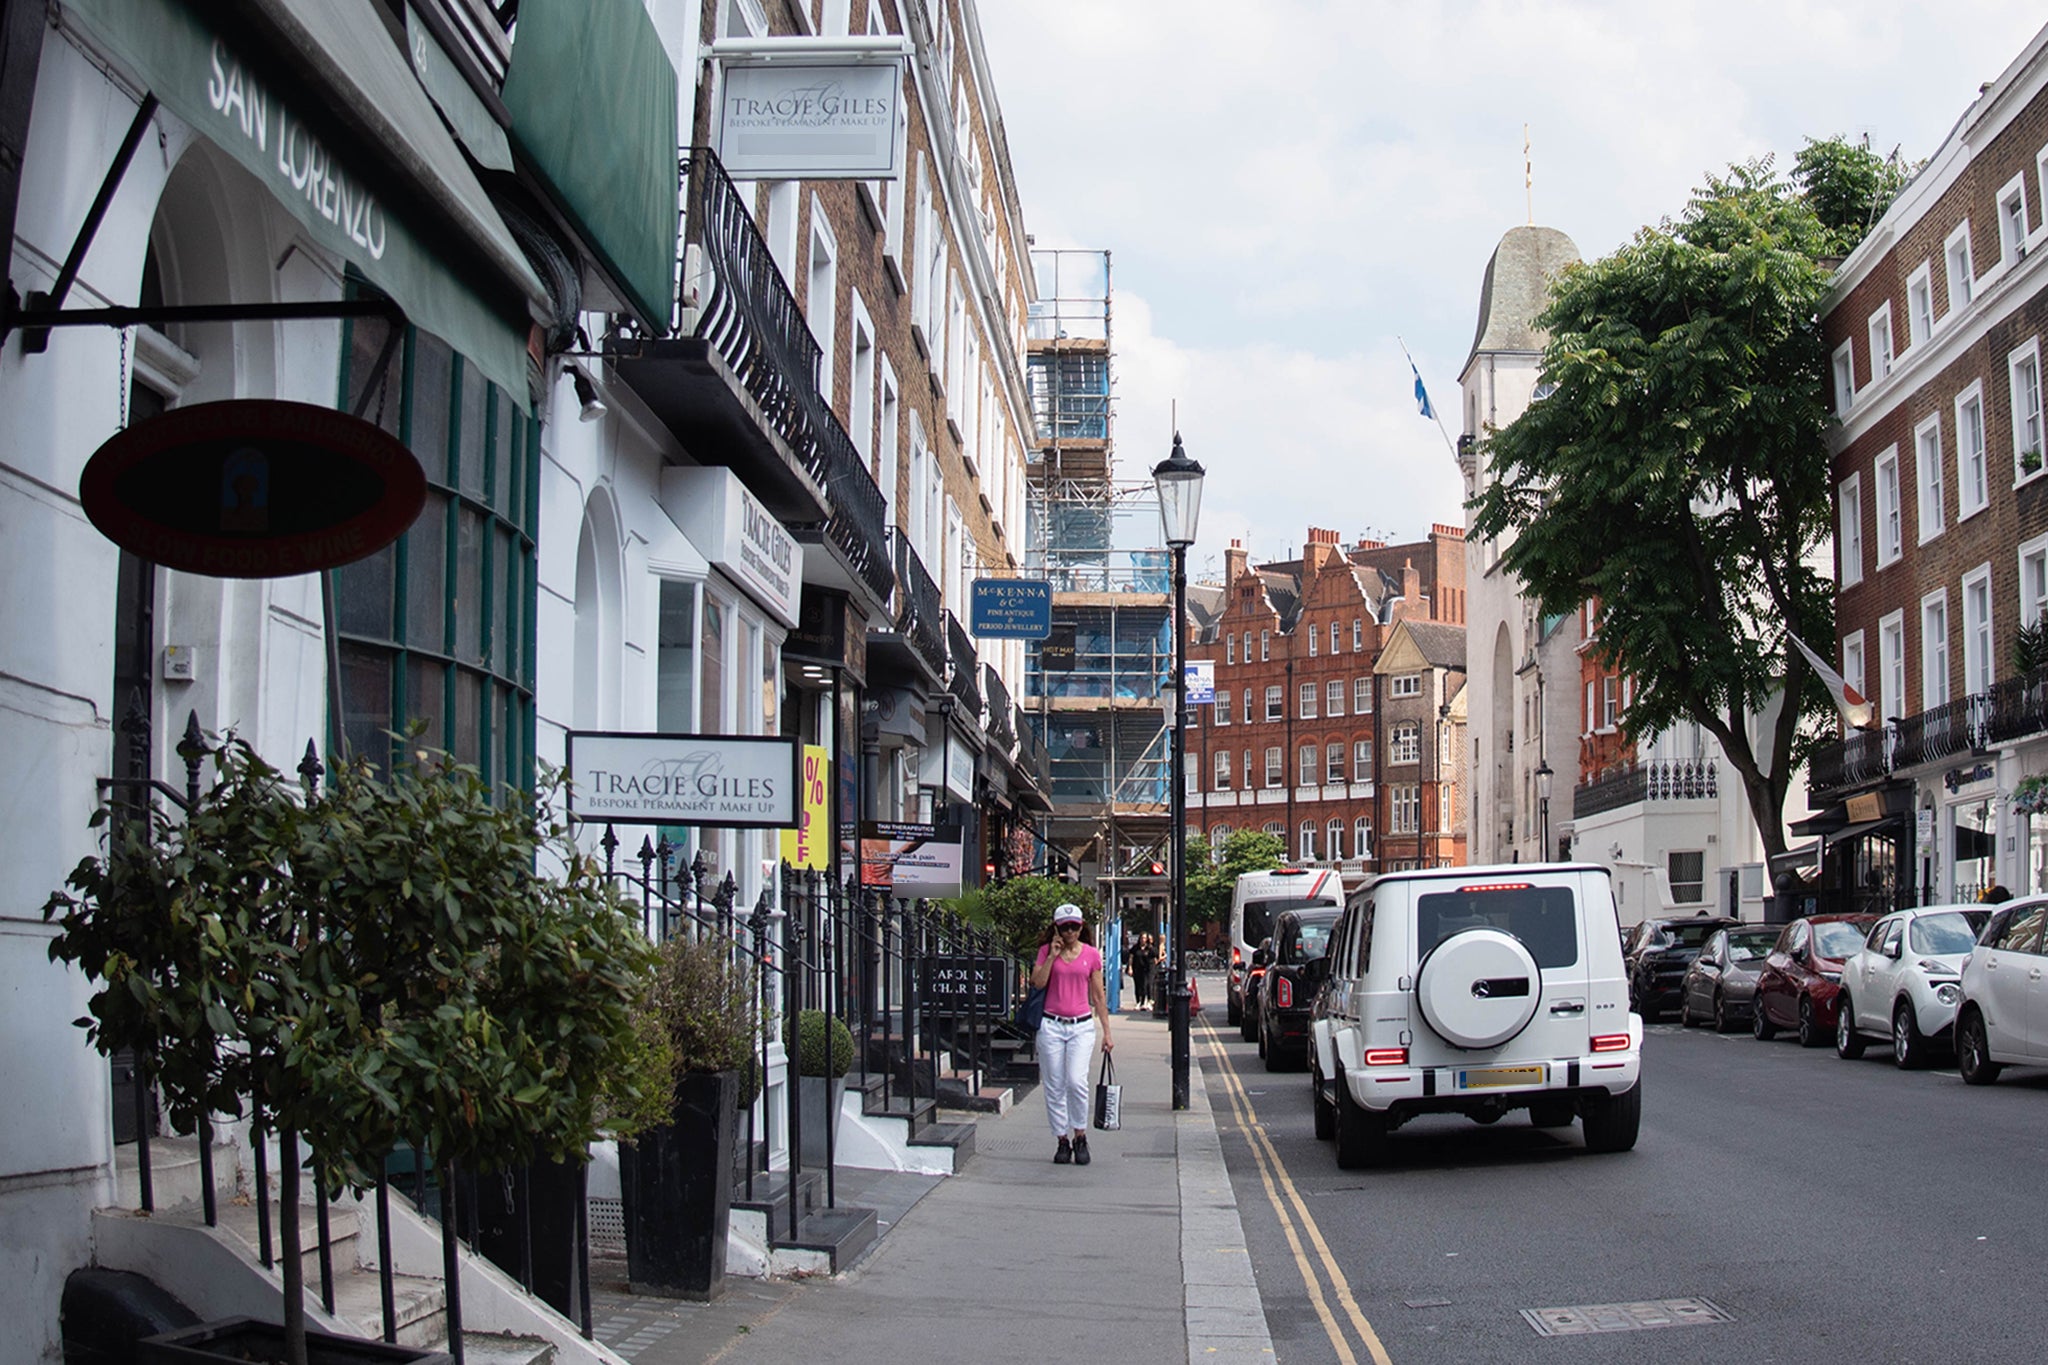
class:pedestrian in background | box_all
[1033,903,1112,1165]
[1128,932,1154,1011]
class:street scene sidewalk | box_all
[588,993,1272,1365]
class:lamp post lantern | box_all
[1536,758,1554,862]
[1154,432,1204,1111]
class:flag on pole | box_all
[1786,630,1876,729]
[1410,358,1436,420]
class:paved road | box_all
[1198,990,2048,1363]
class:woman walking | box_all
[1128,932,1154,1010]
[1034,902,1112,1164]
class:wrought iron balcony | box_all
[984,664,1016,750]
[1572,759,1720,819]
[1803,674,2048,803]
[947,614,984,718]
[886,531,947,681]
[607,148,892,605]
[1016,704,1051,794]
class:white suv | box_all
[1308,864,1642,1167]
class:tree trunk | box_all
[280,1129,308,1365]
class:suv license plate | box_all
[1457,1065,1546,1090]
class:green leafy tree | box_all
[974,874,1102,960]
[1791,136,1914,255]
[1468,150,1886,865]
[1186,830,1285,932]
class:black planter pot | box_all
[466,1155,586,1320]
[138,1316,451,1364]
[796,1075,847,1167]
[621,1069,739,1300]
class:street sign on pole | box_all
[1185,659,1214,705]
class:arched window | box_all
[1327,817,1345,860]
[1299,821,1316,861]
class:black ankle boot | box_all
[1073,1134,1091,1166]
[1054,1136,1073,1165]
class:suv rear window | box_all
[1417,885,1580,969]
[1664,922,1721,948]
[1244,897,1331,946]
[1284,918,1336,961]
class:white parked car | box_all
[1834,904,1989,1068]
[1308,863,1641,1167]
[1956,897,2048,1085]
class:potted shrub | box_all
[45,740,662,1365]
[786,1009,855,1166]
[620,933,759,1300]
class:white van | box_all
[1308,863,1642,1167]
[1228,866,1344,1028]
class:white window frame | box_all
[1307,621,1318,657]
[1264,747,1283,787]
[1354,817,1371,859]
[1299,682,1317,719]
[1226,632,1235,665]
[1330,621,1341,654]
[1353,738,1371,781]
[1215,689,1231,726]
[1390,785,1419,835]
[1999,175,2029,267]
[1906,261,1935,349]
[1390,722,1420,765]
[1832,341,1856,416]
[1243,691,1253,724]
[807,199,838,402]
[1352,618,1363,652]
[1354,676,1372,713]
[1838,473,1864,588]
[848,292,876,468]
[1265,685,1282,721]
[877,356,900,526]
[1922,590,1950,710]
[1963,563,1995,696]
[1327,817,1345,861]
[1879,609,1905,725]
[1299,822,1316,862]
[1260,630,1270,661]
[2020,532,2048,628]
[1867,303,1894,382]
[1843,630,1866,706]
[1958,382,1989,519]
[1914,412,1944,544]
[2010,338,2045,482]
[1875,446,1902,567]
[1389,673,1422,698]
[1327,679,1344,716]
[1215,749,1232,790]
[1326,742,1345,784]
[1298,744,1317,786]
[1946,221,1975,314]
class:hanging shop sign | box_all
[78,400,426,577]
[859,820,963,897]
[1039,623,1077,672]
[567,731,799,829]
[779,744,832,870]
[659,466,803,626]
[969,578,1052,639]
[1185,659,1215,704]
[714,39,907,180]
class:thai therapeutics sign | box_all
[969,578,1052,639]
[567,732,799,829]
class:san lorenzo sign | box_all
[78,400,426,578]
[567,731,799,829]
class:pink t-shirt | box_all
[1034,942,1102,1019]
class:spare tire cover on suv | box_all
[1416,928,1542,1049]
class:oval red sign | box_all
[78,400,428,579]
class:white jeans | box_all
[1039,1015,1097,1137]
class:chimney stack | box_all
[1224,539,1248,587]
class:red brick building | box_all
[1184,526,1466,877]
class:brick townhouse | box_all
[1816,22,2048,909]
[1185,526,1466,878]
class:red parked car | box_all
[1753,914,1880,1047]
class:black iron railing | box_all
[947,615,983,716]
[984,664,1015,751]
[1810,671,2048,801]
[1987,670,2048,744]
[891,531,948,678]
[1015,702,1051,790]
[679,148,892,603]
[1893,697,1972,770]
[1571,758,1720,819]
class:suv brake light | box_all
[1275,977,1293,1008]
[1364,1047,1408,1066]
[1590,1033,1631,1053]
[1458,882,1533,894]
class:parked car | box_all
[1955,897,2048,1085]
[1255,906,1341,1071]
[1835,904,1989,1067]
[1227,867,1343,1026]
[1623,915,1739,1020]
[1677,924,1780,1031]
[1753,914,1880,1046]
[1308,863,1641,1167]
[1240,939,1273,1042]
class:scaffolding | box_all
[1023,249,1173,889]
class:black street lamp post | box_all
[1154,433,1204,1111]
[1536,758,1554,862]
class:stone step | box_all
[113,1135,241,1214]
[772,1205,878,1273]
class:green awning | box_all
[60,0,544,405]
[500,0,679,329]
[405,2,514,172]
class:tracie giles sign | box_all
[567,732,799,829]
[718,58,902,179]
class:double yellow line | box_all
[1198,1011,1393,1365]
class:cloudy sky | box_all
[975,2,2047,580]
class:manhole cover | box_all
[1521,1297,1733,1337]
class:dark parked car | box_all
[1678,924,1781,1031]
[1754,914,1881,1047]
[1255,906,1340,1071]
[1623,916,1739,1020]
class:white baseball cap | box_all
[1052,903,1085,925]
